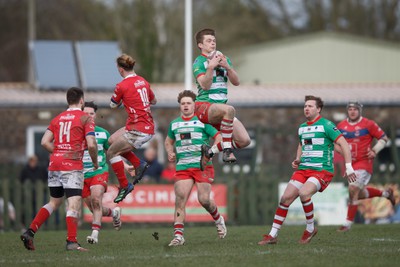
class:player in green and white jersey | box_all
[258,95,357,246]
[82,102,122,245]
[193,28,250,168]
[164,90,226,246]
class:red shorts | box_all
[175,165,215,184]
[291,169,333,192]
[194,102,221,130]
[82,172,109,198]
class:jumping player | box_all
[108,53,157,203]
[193,28,250,170]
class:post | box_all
[184,0,192,91]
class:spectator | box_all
[19,155,48,223]
[142,146,163,183]
[20,155,47,183]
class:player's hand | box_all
[291,159,300,169]
[344,163,357,183]
[93,162,99,170]
[345,171,357,183]
[168,152,176,162]
[207,52,221,69]
[123,162,136,176]
[218,55,230,69]
[367,150,376,159]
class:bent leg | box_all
[232,118,251,149]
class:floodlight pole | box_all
[27,0,36,86]
[184,0,192,91]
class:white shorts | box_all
[349,169,371,189]
[123,130,153,149]
[48,170,84,190]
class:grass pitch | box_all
[1,224,399,267]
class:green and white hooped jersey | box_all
[83,126,110,178]
[297,116,342,174]
[168,115,218,171]
[192,54,233,104]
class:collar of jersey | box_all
[181,114,195,121]
[67,108,82,111]
[307,115,322,125]
[124,73,137,79]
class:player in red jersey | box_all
[336,101,395,232]
[20,87,98,251]
[108,53,157,203]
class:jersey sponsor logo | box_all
[216,69,225,77]
[304,138,312,145]
[304,145,313,151]
[172,121,204,130]
[95,132,107,138]
[302,133,315,138]
[60,114,76,120]
[299,125,325,134]
[181,139,192,146]
[134,80,146,87]
[180,132,191,140]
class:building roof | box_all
[1,82,399,108]
[233,32,400,84]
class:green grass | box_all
[1,224,399,267]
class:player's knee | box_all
[225,105,235,117]
[91,198,101,210]
[280,195,294,206]
[241,137,251,148]
[198,196,211,208]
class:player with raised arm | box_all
[21,87,98,251]
[193,28,250,170]
[165,90,226,246]
[108,53,157,203]
[82,101,122,244]
[258,95,357,245]
[336,101,395,232]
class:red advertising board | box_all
[83,184,227,223]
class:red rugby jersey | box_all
[337,117,386,174]
[47,108,95,171]
[111,74,155,134]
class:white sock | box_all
[269,227,279,238]
[306,223,314,233]
[91,229,99,239]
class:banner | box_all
[83,184,227,223]
[278,182,348,225]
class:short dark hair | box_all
[177,90,197,103]
[84,101,98,112]
[305,95,324,110]
[195,28,215,45]
[66,87,84,105]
